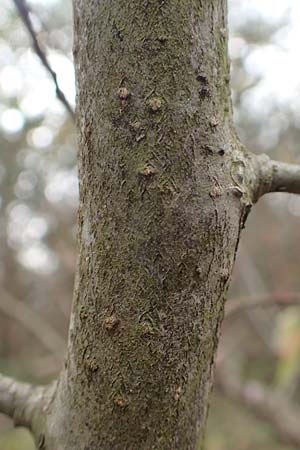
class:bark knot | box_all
[104,314,120,332]
[118,87,130,100]
[147,97,163,112]
[139,166,157,178]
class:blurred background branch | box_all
[216,368,300,448]
[226,292,300,320]
[0,287,65,361]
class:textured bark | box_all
[3,2,300,448]
[43,1,253,449]
[0,1,268,449]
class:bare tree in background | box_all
[1,1,300,449]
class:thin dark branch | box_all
[12,0,75,121]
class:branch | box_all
[0,287,66,361]
[12,0,75,121]
[0,373,45,429]
[216,369,300,447]
[254,154,300,200]
[225,292,300,321]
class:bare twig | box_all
[216,369,300,447]
[254,154,300,200]
[225,292,300,321]
[12,0,75,121]
[0,287,66,361]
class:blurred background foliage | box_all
[1,0,300,449]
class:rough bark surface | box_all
[41,1,254,449]
[4,1,260,450]
[3,1,300,449]
[40,1,256,449]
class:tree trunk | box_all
[43,1,250,449]
[4,1,290,449]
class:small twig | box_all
[0,287,66,361]
[225,292,300,321]
[12,0,75,121]
[254,154,300,200]
[216,368,300,447]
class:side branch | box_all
[254,154,300,200]
[0,373,46,429]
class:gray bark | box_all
[2,1,300,449]
[44,2,248,449]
